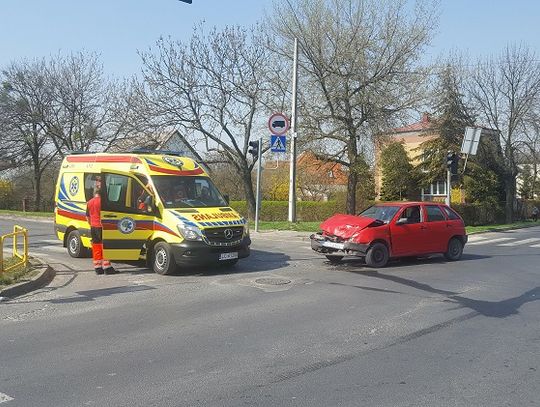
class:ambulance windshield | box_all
[152,176,228,208]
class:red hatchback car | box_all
[310,202,468,267]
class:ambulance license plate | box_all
[219,252,239,261]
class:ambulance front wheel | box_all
[152,242,177,275]
[67,230,86,258]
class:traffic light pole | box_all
[255,137,262,232]
[446,169,451,206]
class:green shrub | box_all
[230,200,348,222]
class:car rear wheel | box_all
[444,237,463,261]
[152,242,177,275]
[67,230,85,258]
[325,255,344,263]
[365,243,389,268]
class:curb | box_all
[0,214,53,223]
[0,259,56,299]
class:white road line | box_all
[0,392,14,403]
[467,237,514,245]
[34,239,62,245]
[531,244,540,248]
[32,246,65,253]
[467,235,488,242]
[498,238,540,247]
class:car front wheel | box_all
[152,242,178,275]
[444,237,463,261]
[365,243,389,268]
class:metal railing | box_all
[0,225,29,273]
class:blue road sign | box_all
[270,135,286,153]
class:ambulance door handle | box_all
[103,214,118,218]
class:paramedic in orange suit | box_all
[86,189,116,275]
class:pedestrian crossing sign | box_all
[270,135,286,153]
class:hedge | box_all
[230,200,346,222]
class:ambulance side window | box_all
[84,173,101,201]
[102,173,128,212]
[102,173,151,215]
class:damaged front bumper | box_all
[310,233,369,257]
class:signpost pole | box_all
[288,38,299,223]
[255,137,263,232]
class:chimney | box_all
[421,112,430,123]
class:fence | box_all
[0,225,29,273]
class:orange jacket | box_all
[86,196,102,227]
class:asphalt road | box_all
[0,217,539,407]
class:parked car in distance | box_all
[310,202,467,267]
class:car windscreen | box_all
[358,205,400,223]
[151,176,228,208]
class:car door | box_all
[101,171,157,261]
[423,204,450,253]
[389,205,429,256]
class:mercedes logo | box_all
[224,229,234,240]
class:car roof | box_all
[374,201,448,207]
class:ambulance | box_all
[54,151,251,274]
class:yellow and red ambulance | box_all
[54,151,250,274]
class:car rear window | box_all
[442,206,461,220]
[425,205,446,222]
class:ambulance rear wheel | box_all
[152,242,177,275]
[67,230,84,258]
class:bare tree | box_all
[136,25,286,218]
[270,0,437,213]
[467,45,540,222]
[0,59,58,210]
[45,51,128,155]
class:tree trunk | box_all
[241,167,257,219]
[34,170,42,212]
[504,176,515,224]
[346,172,358,214]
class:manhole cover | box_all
[255,278,291,286]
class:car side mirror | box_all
[223,194,230,205]
[396,218,408,225]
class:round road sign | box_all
[268,113,290,135]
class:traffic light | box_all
[446,152,459,175]
[248,140,260,157]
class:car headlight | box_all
[177,222,203,241]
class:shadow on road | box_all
[333,253,490,270]
[110,249,291,277]
[355,270,540,318]
[49,285,156,304]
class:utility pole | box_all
[446,168,451,206]
[288,38,298,222]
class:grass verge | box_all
[466,221,538,234]
[0,258,34,288]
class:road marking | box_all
[467,237,514,245]
[34,245,65,253]
[531,244,540,248]
[0,392,14,403]
[35,239,62,244]
[467,235,488,242]
[498,238,540,247]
